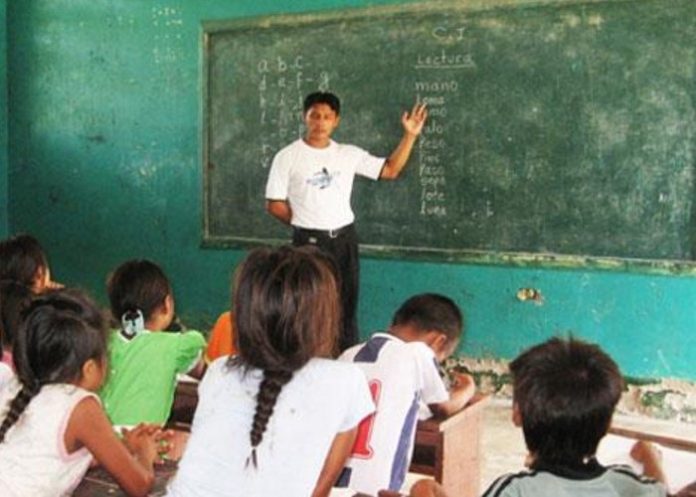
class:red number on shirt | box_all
[351,379,381,459]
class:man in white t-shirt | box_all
[337,294,476,495]
[265,92,427,351]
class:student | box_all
[265,91,428,351]
[99,259,206,425]
[165,246,374,497]
[204,310,238,363]
[0,234,63,293]
[481,337,667,497]
[0,289,164,497]
[337,293,476,495]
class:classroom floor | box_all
[479,398,527,490]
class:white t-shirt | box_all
[265,139,385,230]
[166,357,375,497]
[0,381,97,497]
[338,333,449,494]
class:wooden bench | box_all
[409,395,488,497]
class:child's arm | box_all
[65,397,158,497]
[310,426,359,497]
[428,372,476,418]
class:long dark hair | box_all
[0,280,33,352]
[230,245,340,467]
[0,289,108,443]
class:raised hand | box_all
[401,102,428,136]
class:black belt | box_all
[293,224,354,239]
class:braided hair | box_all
[0,289,108,443]
[229,246,340,468]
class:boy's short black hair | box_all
[510,337,623,467]
[303,91,341,115]
[391,293,463,343]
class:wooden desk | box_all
[73,460,177,497]
[72,429,189,497]
[608,425,696,453]
[409,395,488,497]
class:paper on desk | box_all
[597,434,696,494]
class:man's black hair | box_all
[303,92,341,115]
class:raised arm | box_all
[266,199,293,225]
[380,102,428,180]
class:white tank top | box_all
[0,381,97,496]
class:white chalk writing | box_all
[256,55,332,169]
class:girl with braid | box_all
[166,246,374,497]
[0,289,167,497]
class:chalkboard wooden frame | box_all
[201,0,696,276]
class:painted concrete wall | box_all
[6,1,696,380]
[0,0,7,237]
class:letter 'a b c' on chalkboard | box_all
[202,0,696,273]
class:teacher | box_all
[265,91,427,352]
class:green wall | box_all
[0,0,7,237]
[6,0,696,380]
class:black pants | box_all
[292,224,359,353]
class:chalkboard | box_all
[202,0,696,269]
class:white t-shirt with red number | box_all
[338,333,449,495]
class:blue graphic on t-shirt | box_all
[306,167,337,189]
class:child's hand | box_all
[630,440,667,484]
[630,440,660,464]
[121,424,161,467]
[450,372,475,396]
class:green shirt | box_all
[99,329,206,425]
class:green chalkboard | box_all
[203,0,696,268]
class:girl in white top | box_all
[166,246,374,497]
[0,289,168,497]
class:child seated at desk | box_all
[166,246,374,497]
[0,233,63,293]
[99,259,206,425]
[337,293,476,495]
[0,289,166,497]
